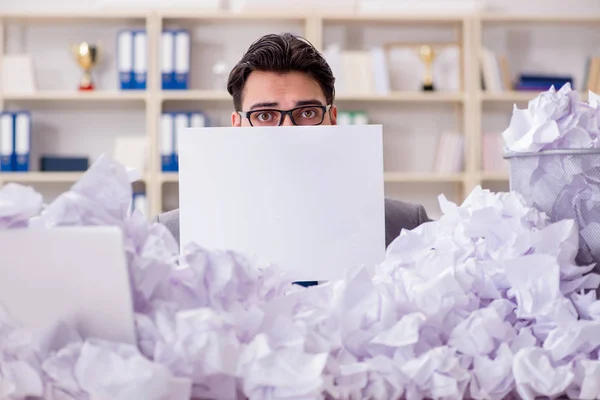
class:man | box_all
[154,33,430,259]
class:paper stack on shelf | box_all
[324,45,390,95]
[1,55,36,94]
[433,131,464,173]
[480,47,511,92]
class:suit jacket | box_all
[153,198,430,250]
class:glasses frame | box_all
[237,104,332,127]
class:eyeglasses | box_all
[238,104,332,127]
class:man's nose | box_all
[281,113,294,126]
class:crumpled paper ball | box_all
[503,83,600,152]
[1,155,600,400]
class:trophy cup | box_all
[418,45,436,91]
[71,42,100,91]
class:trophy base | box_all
[422,83,435,91]
[78,83,95,91]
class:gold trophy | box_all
[418,45,436,91]
[71,42,100,91]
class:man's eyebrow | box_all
[249,102,278,110]
[295,99,324,106]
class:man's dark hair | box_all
[227,33,335,111]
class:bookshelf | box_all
[0,10,596,217]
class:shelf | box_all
[321,13,466,23]
[0,172,84,183]
[385,172,464,183]
[338,92,466,103]
[161,173,179,183]
[0,10,148,22]
[480,13,600,24]
[160,90,465,103]
[0,172,149,184]
[480,91,588,103]
[3,91,148,102]
[160,90,231,101]
[160,10,308,21]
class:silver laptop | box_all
[178,125,386,282]
[0,226,136,344]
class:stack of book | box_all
[513,74,573,91]
[480,47,512,92]
[480,47,573,92]
[433,131,464,173]
[323,46,390,95]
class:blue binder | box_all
[173,112,190,171]
[117,30,134,90]
[131,192,147,216]
[161,30,175,90]
[173,30,190,90]
[13,111,31,172]
[0,112,14,172]
[132,30,147,90]
[190,112,208,128]
[160,113,176,172]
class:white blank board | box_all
[178,125,386,282]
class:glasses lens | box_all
[292,106,325,126]
[249,110,281,126]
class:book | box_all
[433,132,464,173]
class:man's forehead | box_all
[241,70,327,108]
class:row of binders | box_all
[118,29,190,90]
[161,111,208,172]
[0,112,31,172]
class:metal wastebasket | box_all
[505,149,600,268]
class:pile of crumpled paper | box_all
[2,83,600,398]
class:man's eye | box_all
[257,112,275,121]
[300,109,318,119]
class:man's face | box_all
[231,70,337,127]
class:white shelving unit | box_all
[0,10,596,217]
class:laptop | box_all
[0,226,137,345]
[178,125,386,282]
